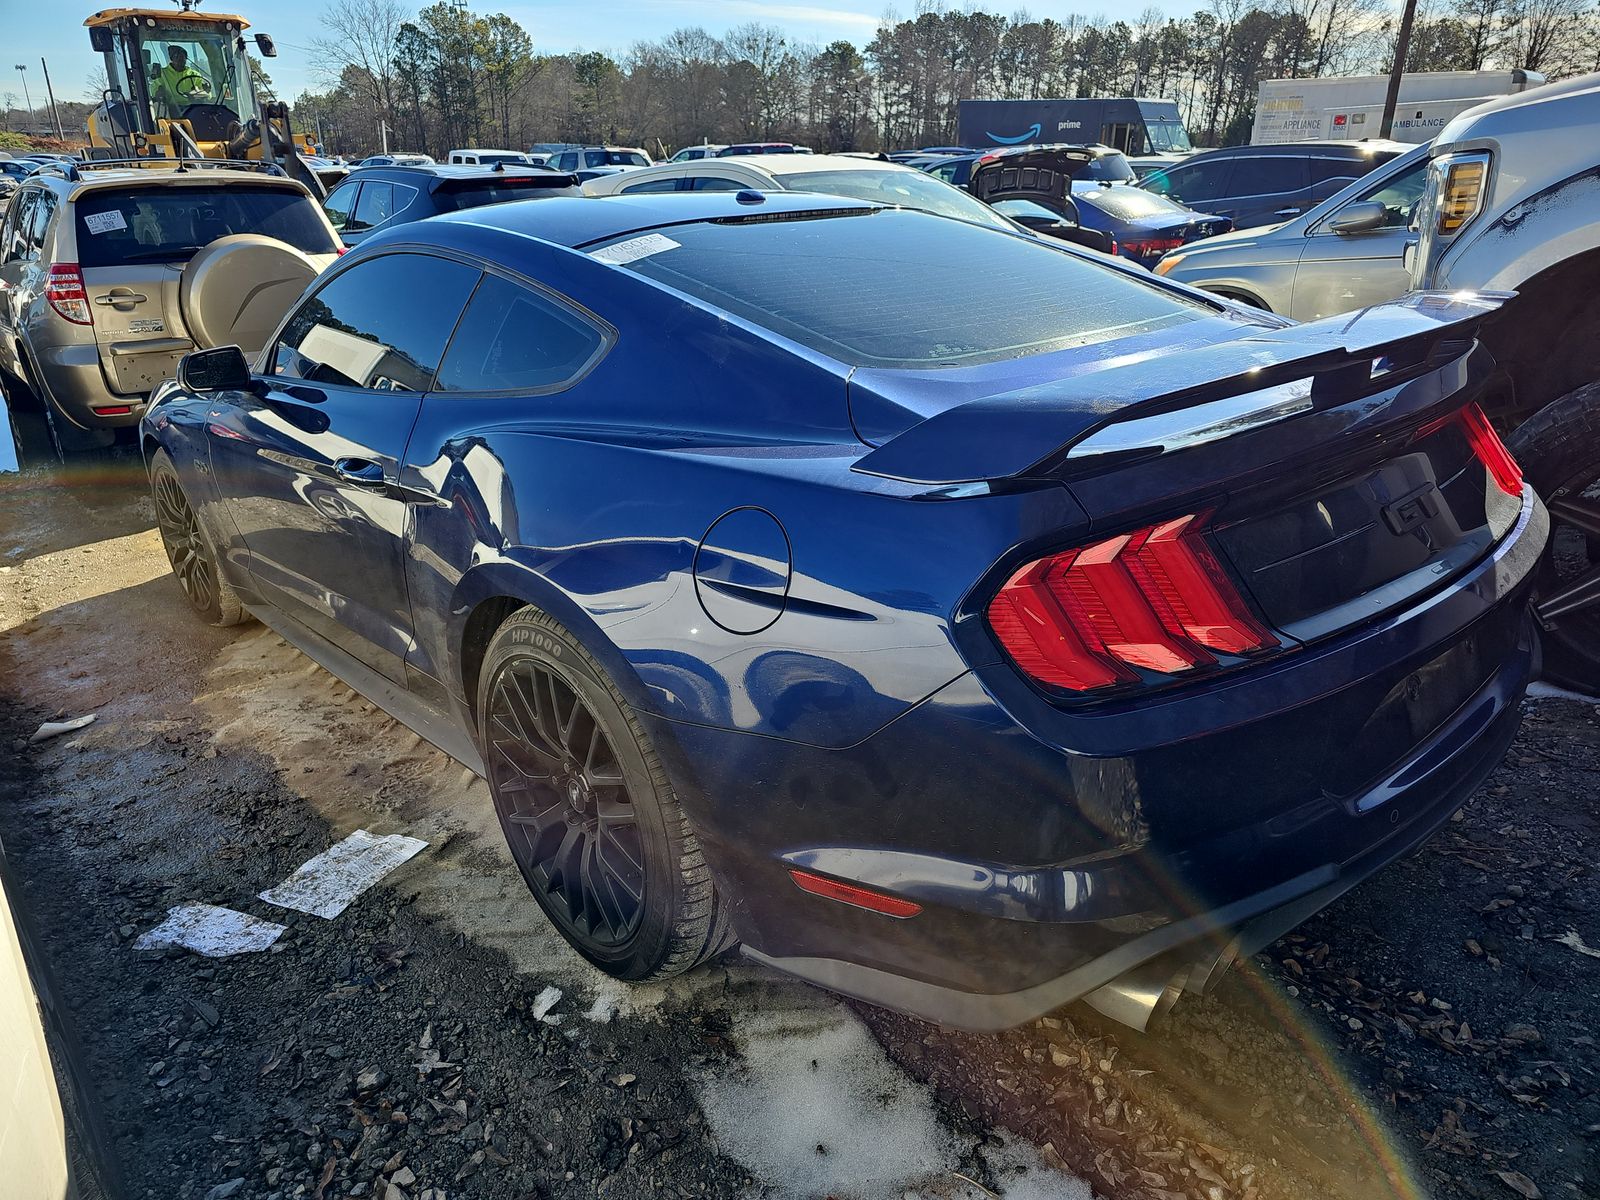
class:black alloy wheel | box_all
[153,468,217,614]
[476,606,733,979]
[149,448,246,626]
[485,658,646,950]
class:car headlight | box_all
[1152,253,1185,277]
[1436,153,1489,236]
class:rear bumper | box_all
[648,487,1545,1030]
[32,342,145,429]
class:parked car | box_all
[323,163,582,248]
[1067,184,1231,268]
[448,148,533,166]
[144,190,1542,1034]
[0,161,341,454]
[716,143,807,156]
[579,152,1112,253]
[545,146,653,181]
[355,153,435,168]
[1403,72,1600,688]
[1139,140,1408,229]
[669,144,727,162]
[1151,142,1429,315]
[924,142,1138,189]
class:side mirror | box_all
[1328,201,1388,235]
[178,345,251,393]
[254,33,278,58]
[89,27,114,53]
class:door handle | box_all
[334,457,387,487]
[94,289,148,307]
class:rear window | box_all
[74,185,337,267]
[1086,153,1137,183]
[434,179,575,211]
[601,208,1207,369]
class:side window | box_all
[436,273,605,393]
[1157,158,1234,202]
[1233,156,1309,197]
[620,176,682,194]
[25,192,56,260]
[273,253,481,392]
[3,191,37,262]
[322,181,358,233]
[555,152,577,171]
[1310,158,1360,186]
[690,176,746,192]
[1351,159,1429,227]
[349,182,395,232]
[584,150,605,168]
[929,161,959,183]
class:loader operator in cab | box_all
[150,45,212,118]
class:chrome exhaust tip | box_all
[1081,958,1190,1032]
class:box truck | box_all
[1251,70,1545,144]
[957,98,1191,157]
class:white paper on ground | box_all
[30,714,96,743]
[260,829,428,919]
[134,904,286,957]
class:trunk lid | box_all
[969,146,1096,210]
[856,291,1520,651]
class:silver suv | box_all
[0,161,340,453]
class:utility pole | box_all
[380,117,390,153]
[12,65,33,133]
[40,58,64,141]
[1380,0,1419,139]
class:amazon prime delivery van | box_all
[1251,70,1545,144]
[957,98,1192,157]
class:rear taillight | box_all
[988,512,1276,693]
[1459,402,1522,496]
[1122,237,1186,259]
[45,264,92,325]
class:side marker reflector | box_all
[788,869,922,918]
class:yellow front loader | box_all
[84,2,328,197]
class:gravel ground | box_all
[0,450,1594,1200]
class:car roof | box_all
[24,164,310,197]
[353,163,573,183]
[696,153,909,177]
[419,190,879,250]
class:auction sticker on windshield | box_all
[591,233,680,265]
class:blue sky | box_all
[2,0,1197,105]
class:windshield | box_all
[129,19,253,122]
[1075,186,1191,219]
[600,208,1205,368]
[1146,121,1194,153]
[784,168,1013,232]
[74,186,338,267]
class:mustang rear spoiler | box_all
[851,292,1510,487]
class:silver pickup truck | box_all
[1409,73,1600,687]
[1162,73,1600,686]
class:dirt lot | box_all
[0,451,1595,1200]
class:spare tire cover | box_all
[180,234,317,357]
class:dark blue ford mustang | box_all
[142,191,1546,1031]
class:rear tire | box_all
[149,447,247,626]
[1509,382,1600,691]
[476,605,734,980]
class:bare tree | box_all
[313,0,408,126]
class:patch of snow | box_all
[695,990,1089,1200]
